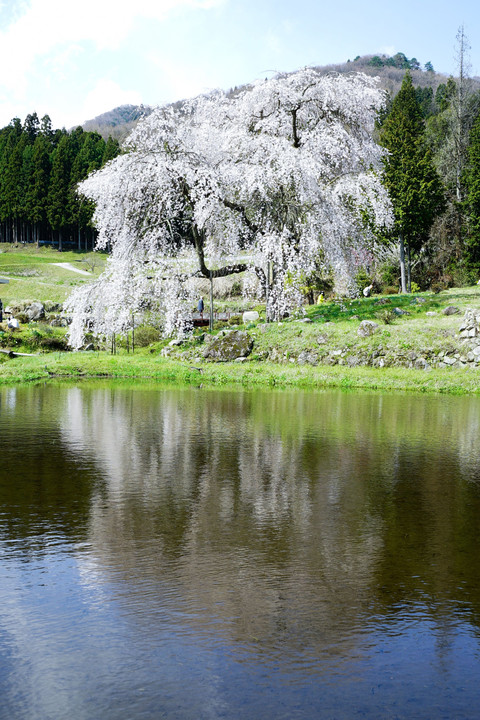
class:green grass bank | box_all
[2,242,480,395]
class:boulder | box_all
[443,306,460,316]
[357,320,379,337]
[346,354,362,367]
[297,350,318,366]
[44,301,63,313]
[242,311,259,324]
[49,315,70,327]
[203,330,253,362]
[25,302,45,321]
[268,347,283,363]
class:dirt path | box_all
[51,262,92,276]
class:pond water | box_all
[1,383,480,719]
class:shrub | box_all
[38,336,69,351]
[133,325,160,347]
[375,309,396,324]
[230,280,242,296]
[431,280,446,294]
[378,262,399,291]
[354,267,372,292]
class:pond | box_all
[1,383,480,719]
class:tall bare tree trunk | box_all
[399,233,407,293]
[407,244,411,293]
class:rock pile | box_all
[459,308,479,338]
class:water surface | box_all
[1,384,480,719]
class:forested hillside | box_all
[82,104,153,141]
[0,113,120,250]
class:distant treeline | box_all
[0,112,120,251]
[360,52,434,73]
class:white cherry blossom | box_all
[67,69,392,347]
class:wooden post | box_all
[209,271,214,332]
[267,260,275,322]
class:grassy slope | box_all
[1,243,480,394]
[0,243,106,304]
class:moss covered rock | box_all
[203,330,253,362]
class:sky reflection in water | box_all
[1,384,480,719]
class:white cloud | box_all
[147,52,217,102]
[0,0,226,98]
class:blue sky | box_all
[0,0,479,130]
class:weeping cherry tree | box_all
[66,68,392,347]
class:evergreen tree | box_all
[0,109,121,250]
[380,72,445,292]
[28,133,51,245]
[24,112,40,144]
[464,112,480,264]
[47,133,72,250]
[4,132,27,242]
[102,136,120,164]
[69,132,106,249]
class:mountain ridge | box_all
[81,53,478,140]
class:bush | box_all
[230,280,242,296]
[133,325,160,347]
[354,267,372,292]
[450,264,480,288]
[38,336,69,351]
[378,262,399,291]
[431,279,447,294]
[228,315,242,325]
[382,285,398,295]
[375,309,396,324]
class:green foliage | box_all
[354,267,372,291]
[376,309,396,324]
[0,114,121,249]
[378,261,399,290]
[464,111,480,263]
[380,72,445,258]
[368,52,423,71]
[132,325,161,347]
[415,86,434,118]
